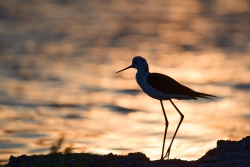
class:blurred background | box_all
[0,0,250,164]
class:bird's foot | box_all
[163,147,171,159]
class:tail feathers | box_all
[195,92,217,100]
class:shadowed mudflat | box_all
[6,136,250,167]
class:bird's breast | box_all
[136,72,169,100]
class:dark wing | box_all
[147,73,216,100]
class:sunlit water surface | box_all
[0,53,249,162]
[0,0,250,163]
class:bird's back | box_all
[147,73,216,100]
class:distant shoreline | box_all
[5,136,250,167]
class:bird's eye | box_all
[134,61,137,64]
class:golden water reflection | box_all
[0,53,250,162]
[0,0,250,163]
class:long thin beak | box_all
[116,65,132,73]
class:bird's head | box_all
[116,56,149,73]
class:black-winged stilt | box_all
[116,56,216,160]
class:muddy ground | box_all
[6,136,250,167]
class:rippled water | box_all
[0,0,250,163]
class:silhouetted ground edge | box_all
[6,136,250,167]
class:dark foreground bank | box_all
[6,136,250,167]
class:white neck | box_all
[136,70,150,91]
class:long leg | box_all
[160,100,169,160]
[164,99,184,159]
